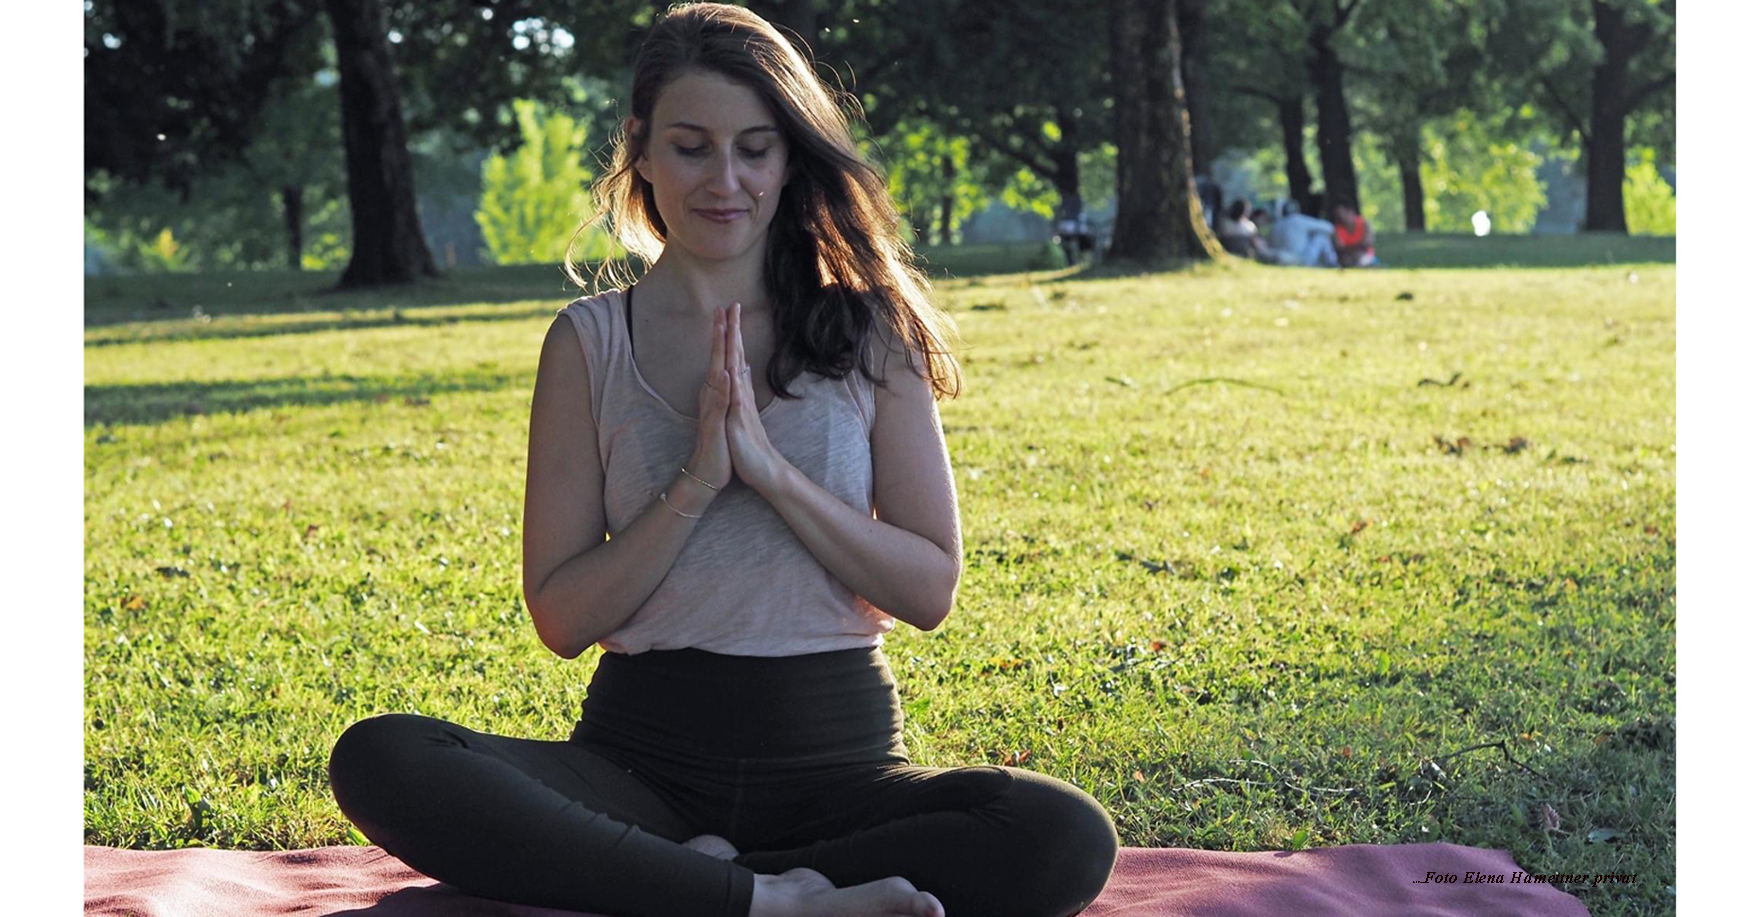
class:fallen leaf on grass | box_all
[1434,435,1473,456]
[302,524,321,540]
[1503,437,1531,454]
[403,396,431,407]
[1349,519,1370,535]
[1000,749,1033,766]
[155,566,191,578]
[1537,803,1561,831]
[122,594,147,612]
[1586,828,1622,844]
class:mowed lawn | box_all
[84,236,1676,917]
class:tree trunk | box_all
[938,154,955,245]
[1278,96,1313,211]
[1583,0,1633,232]
[280,184,305,269]
[1393,133,1425,231]
[1177,0,1214,177]
[324,0,438,288]
[1107,0,1219,263]
[1308,25,1359,211]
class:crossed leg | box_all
[327,713,953,917]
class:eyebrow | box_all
[663,122,780,137]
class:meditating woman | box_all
[325,5,1120,917]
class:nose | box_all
[704,149,742,196]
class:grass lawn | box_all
[84,236,1675,916]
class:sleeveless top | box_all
[557,288,896,656]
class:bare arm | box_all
[758,337,963,631]
[520,315,724,658]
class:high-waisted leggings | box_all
[327,645,1119,917]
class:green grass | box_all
[85,241,1674,916]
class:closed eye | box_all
[675,145,773,159]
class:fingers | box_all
[709,306,725,383]
[727,302,743,412]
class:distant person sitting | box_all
[1268,196,1338,267]
[1216,199,1258,257]
[1330,197,1378,267]
[1248,208,1281,264]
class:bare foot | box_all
[750,869,944,917]
[682,834,740,860]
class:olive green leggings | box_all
[328,646,1119,917]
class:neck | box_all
[636,239,772,318]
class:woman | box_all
[325,6,1120,917]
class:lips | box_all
[694,208,747,223]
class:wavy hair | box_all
[565,2,962,400]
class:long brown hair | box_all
[565,2,962,400]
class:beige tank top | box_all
[558,288,895,656]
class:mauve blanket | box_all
[84,842,1594,917]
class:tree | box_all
[1209,2,1319,211]
[86,0,626,285]
[1344,0,1491,230]
[322,0,438,285]
[475,99,614,264]
[1486,0,1675,231]
[1106,0,1219,262]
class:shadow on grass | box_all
[84,370,518,427]
[84,264,607,329]
[85,304,562,349]
[1376,232,1674,269]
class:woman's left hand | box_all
[724,301,791,496]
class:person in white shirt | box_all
[1267,196,1338,268]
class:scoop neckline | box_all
[619,288,783,424]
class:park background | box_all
[73,2,1695,917]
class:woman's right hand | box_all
[687,306,735,494]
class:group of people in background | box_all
[1212,190,1378,269]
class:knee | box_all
[1000,773,1120,917]
[327,713,444,808]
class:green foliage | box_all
[876,119,991,245]
[1418,113,1547,234]
[475,100,616,265]
[999,168,1060,220]
[1623,148,1676,236]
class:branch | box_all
[1624,70,1676,115]
[983,127,1057,182]
[1538,75,1591,145]
[1231,83,1288,105]
[1335,0,1365,29]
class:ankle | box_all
[749,873,801,917]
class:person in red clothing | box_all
[1330,197,1377,267]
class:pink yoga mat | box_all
[84,842,1594,917]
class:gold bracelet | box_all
[679,465,720,491]
[658,491,703,519]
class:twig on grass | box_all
[1437,741,1548,780]
[1163,377,1286,397]
[1174,759,1359,798]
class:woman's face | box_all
[634,69,792,264]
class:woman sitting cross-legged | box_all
[325,5,1120,917]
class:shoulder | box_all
[558,289,621,330]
